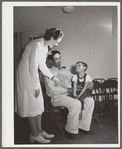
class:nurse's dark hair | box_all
[76,61,88,71]
[43,28,63,41]
[48,50,60,61]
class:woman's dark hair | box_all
[48,50,60,61]
[43,28,62,41]
[76,61,88,71]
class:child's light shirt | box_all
[72,74,92,83]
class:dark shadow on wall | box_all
[46,57,52,68]
[70,65,76,75]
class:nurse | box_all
[15,28,64,143]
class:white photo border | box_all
[2,1,120,147]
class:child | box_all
[72,61,93,110]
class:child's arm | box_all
[77,81,89,99]
[72,81,78,98]
[87,81,94,90]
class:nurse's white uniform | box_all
[15,38,53,117]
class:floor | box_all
[14,105,118,145]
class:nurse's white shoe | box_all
[39,131,55,139]
[30,134,51,144]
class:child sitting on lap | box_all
[72,61,93,110]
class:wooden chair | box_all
[107,77,118,106]
[91,80,105,124]
[39,72,67,137]
[108,77,118,81]
[102,79,118,121]
[42,87,67,137]
[91,80,114,123]
[93,78,105,84]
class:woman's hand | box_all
[52,76,60,86]
[34,89,40,98]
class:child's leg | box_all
[78,90,92,110]
[78,96,84,110]
[28,116,38,136]
[79,97,94,131]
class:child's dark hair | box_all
[43,28,63,41]
[48,50,60,61]
[76,61,88,71]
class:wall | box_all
[14,6,117,80]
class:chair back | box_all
[102,79,118,101]
[39,72,66,112]
[92,80,105,102]
[93,78,105,83]
[38,71,53,111]
[102,79,118,94]
[108,78,118,81]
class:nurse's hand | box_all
[35,89,40,98]
[52,76,60,86]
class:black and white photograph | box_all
[2,2,120,147]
